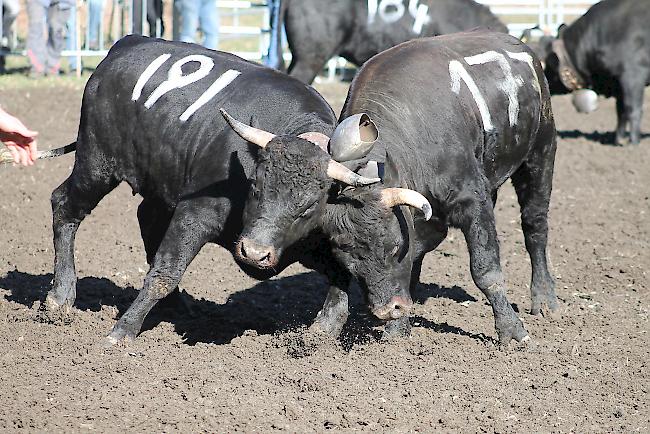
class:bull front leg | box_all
[310,285,350,336]
[302,247,352,337]
[461,192,529,345]
[105,201,213,344]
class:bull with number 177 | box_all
[227,30,560,344]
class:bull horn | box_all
[329,113,378,162]
[380,188,432,221]
[327,160,381,186]
[298,132,330,152]
[220,109,276,148]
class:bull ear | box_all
[383,152,401,188]
[557,23,567,38]
[329,113,378,162]
[298,132,330,152]
[520,25,540,43]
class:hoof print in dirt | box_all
[282,329,337,359]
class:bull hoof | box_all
[381,317,412,341]
[495,314,529,346]
[104,325,137,347]
[44,287,75,312]
[37,295,76,325]
[531,291,560,318]
[308,317,345,337]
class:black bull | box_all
[44,35,379,343]
[530,0,650,146]
[276,0,508,84]
[234,31,560,344]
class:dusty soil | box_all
[0,80,648,432]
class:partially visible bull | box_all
[275,0,507,84]
[528,0,650,146]
[227,30,559,344]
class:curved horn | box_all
[329,113,378,162]
[298,132,330,152]
[220,109,276,148]
[380,188,432,221]
[327,160,381,186]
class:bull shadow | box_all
[0,270,490,346]
[0,270,376,345]
[557,129,650,145]
[412,282,478,304]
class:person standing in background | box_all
[26,0,74,77]
[1,0,21,73]
[2,0,20,46]
[176,0,219,49]
[133,0,163,36]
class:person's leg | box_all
[179,0,198,44]
[88,0,105,47]
[3,0,21,39]
[26,0,48,75]
[146,0,163,37]
[45,1,70,74]
[199,0,218,49]
[65,2,78,71]
[172,0,181,41]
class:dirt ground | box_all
[0,78,648,432]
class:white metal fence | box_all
[476,0,600,36]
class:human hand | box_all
[0,108,38,166]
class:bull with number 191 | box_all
[43,35,384,344]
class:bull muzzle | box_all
[371,295,413,320]
[236,237,279,269]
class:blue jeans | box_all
[87,0,105,45]
[176,0,219,49]
[66,0,104,69]
[65,3,78,69]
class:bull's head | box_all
[521,25,571,95]
[321,154,433,320]
[223,110,432,320]
[221,109,380,269]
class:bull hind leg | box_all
[106,199,214,344]
[46,167,119,311]
[460,192,529,345]
[511,136,559,316]
[618,72,646,145]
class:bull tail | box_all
[36,142,77,160]
[0,142,77,165]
